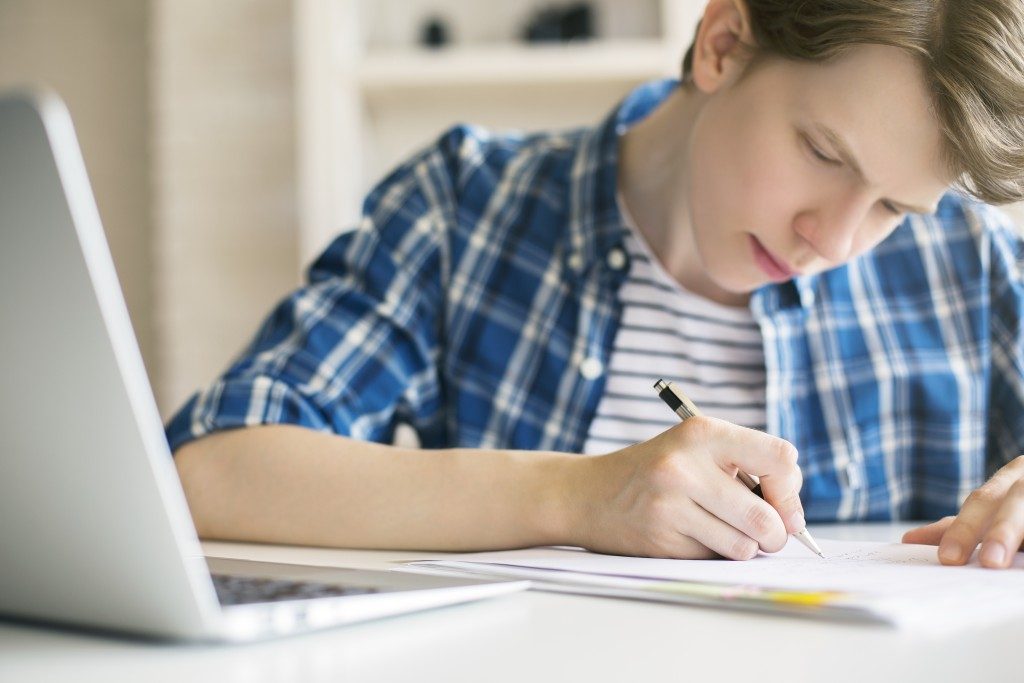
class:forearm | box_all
[173,424,586,551]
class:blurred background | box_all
[1,1,1019,420]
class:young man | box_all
[167,0,1024,568]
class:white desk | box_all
[2,523,1021,683]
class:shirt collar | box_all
[565,81,680,278]
[749,276,819,318]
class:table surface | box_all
[2,523,1022,683]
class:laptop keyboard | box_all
[211,573,380,606]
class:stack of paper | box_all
[399,538,1024,631]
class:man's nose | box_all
[793,195,869,265]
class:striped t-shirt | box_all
[582,200,767,455]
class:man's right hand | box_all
[570,416,806,560]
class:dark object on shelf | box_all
[420,15,451,48]
[522,3,595,43]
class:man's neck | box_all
[617,87,751,308]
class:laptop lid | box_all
[0,88,222,639]
[0,89,532,643]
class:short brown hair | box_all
[681,1,1024,205]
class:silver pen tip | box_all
[793,527,826,558]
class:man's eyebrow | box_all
[812,123,937,215]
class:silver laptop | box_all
[0,88,528,642]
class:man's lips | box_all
[749,235,799,281]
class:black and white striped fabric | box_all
[582,202,767,455]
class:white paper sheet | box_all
[402,538,1024,631]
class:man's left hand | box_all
[902,456,1024,569]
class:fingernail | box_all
[982,543,1006,567]
[939,541,962,563]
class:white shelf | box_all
[296,0,705,265]
[356,40,678,90]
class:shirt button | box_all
[606,247,627,271]
[567,253,584,272]
[844,462,861,488]
[579,356,604,380]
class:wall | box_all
[0,0,156,388]
[151,0,299,416]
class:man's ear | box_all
[691,0,755,94]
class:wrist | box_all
[531,452,603,548]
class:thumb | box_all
[901,516,955,546]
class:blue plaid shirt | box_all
[166,80,1024,522]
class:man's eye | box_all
[881,200,903,216]
[803,135,840,165]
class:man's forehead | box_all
[779,49,951,206]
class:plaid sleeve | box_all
[164,131,463,453]
[985,205,1024,474]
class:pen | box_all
[653,379,825,559]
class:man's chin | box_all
[697,274,757,306]
[709,270,764,295]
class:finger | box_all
[682,499,761,561]
[901,517,955,546]
[939,492,1003,566]
[979,479,1024,569]
[659,536,719,561]
[680,417,805,532]
[938,463,1024,564]
[757,468,805,536]
[689,469,788,553]
[639,534,719,561]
